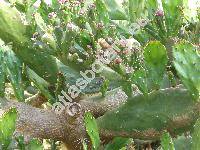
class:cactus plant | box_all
[0,41,6,97]
[161,131,175,150]
[84,112,100,150]
[97,88,198,135]
[144,41,168,90]
[192,119,200,150]
[0,108,17,149]
[173,41,200,100]
[0,0,200,149]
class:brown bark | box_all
[0,99,86,150]
[0,91,125,149]
[25,93,47,108]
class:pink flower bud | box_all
[48,12,57,19]
[155,10,164,17]
[88,3,96,9]
[114,58,122,64]
[123,49,129,54]
[97,22,104,29]
[119,39,128,48]
[79,8,85,16]
[58,0,68,4]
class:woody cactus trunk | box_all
[0,0,200,149]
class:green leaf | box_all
[105,137,132,150]
[34,12,48,33]
[128,0,147,22]
[0,40,6,97]
[104,0,128,20]
[100,79,109,97]
[84,112,100,150]
[4,46,24,101]
[16,135,26,150]
[192,118,200,150]
[51,0,60,9]
[16,136,43,150]
[26,67,55,104]
[82,139,88,150]
[0,108,17,149]
[34,13,57,50]
[8,0,37,12]
[0,1,28,45]
[97,88,196,135]
[161,0,184,36]
[173,41,200,100]
[95,0,110,24]
[37,0,53,21]
[131,68,148,96]
[121,80,133,97]
[174,135,192,150]
[26,139,43,150]
[75,29,91,51]
[161,131,175,150]
[144,41,168,90]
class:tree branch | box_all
[0,99,86,150]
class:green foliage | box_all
[16,135,43,150]
[0,1,28,45]
[25,139,43,150]
[100,79,109,97]
[141,0,187,45]
[0,108,17,149]
[17,136,43,150]
[173,41,200,100]
[8,0,37,13]
[0,0,199,149]
[144,41,168,90]
[173,135,192,150]
[161,131,175,150]
[84,112,100,150]
[161,0,184,37]
[0,106,42,149]
[105,137,132,150]
[26,67,55,104]
[128,0,146,22]
[97,88,195,134]
[34,12,57,50]
[192,119,200,150]
[4,46,24,101]
[0,41,6,97]
[0,40,24,101]
[95,0,109,24]
[131,41,167,95]
[82,139,88,150]
[0,1,59,83]
[104,0,127,20]
[131,68,148,96]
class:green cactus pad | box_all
[97,88,197,138]
[173,41,200,100]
